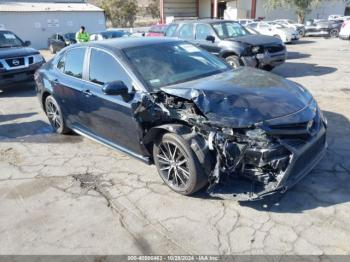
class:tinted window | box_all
[89,48,130,86]
[165,24,178,37]
[195,24,215,40]
[178,24,194,39]
[58,35,64,41]
[124,42,229,90]
[64,48,85,79]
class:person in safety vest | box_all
[75,26,89,43]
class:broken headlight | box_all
[251,46,261,54]
[245,128,266,140]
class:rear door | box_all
[52,47,88,126]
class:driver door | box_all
[78,47,144,155]
[194,23,220,56]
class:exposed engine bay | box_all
[135,90,327,201]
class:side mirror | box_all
[206,35,215,43]
[102,81,133,100]
[23,41,31,47]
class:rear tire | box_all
[225,55,241,69]
[153,133,208,195]
[45,95,70,134]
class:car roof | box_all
[76,37,181,52]
[171,19,238,24]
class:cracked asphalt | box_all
[0,37,349,255]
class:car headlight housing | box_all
[251,46,261,53]
[245,128,266,139]
[33,54,44,64]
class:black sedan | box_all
[35,38,327,201]
[48,33,76,54]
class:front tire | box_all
[153,133,208,195]
[330,29,339,38]
[45,95,70,134]
[225,55,241,69]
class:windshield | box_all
[102,31,130,39]
[212,22,250,39]
[123,42,230,90]
[0,31,24,48]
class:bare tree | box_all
[100,0,138,27]
[265,0,324,23]
[146,0,160,19]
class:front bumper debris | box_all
[208,126,327,201]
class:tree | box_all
[146,0,160,19]
[100,0,138,27]
[265,0,323,23]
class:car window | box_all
[195,24,215,40]
[0,31,24,48]
[63,48,86,79]
[165,24,178,37]
[178,24,194,39]
[57,55,65,72]
[212,22,250,39]
[259,23,269,29]
[249,22,258,29]
[89,48,132,87]
[124,42,229,90]
[58,35,64,41]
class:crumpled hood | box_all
[161,67,313,128]
[228,35,282,46]
[0,47,39,59]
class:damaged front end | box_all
[138,86,327,201]
[206,117,327,201]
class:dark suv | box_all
[165,19,287,70]
[305,19,342,37]
[0,30,44,86]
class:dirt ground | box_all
[0,37,349,255]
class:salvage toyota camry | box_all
[35,38,327,201]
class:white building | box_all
[0,1,106,49]
[160,0,350,22]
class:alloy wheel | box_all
[46,100,62,130]
[156,141,190,190]
[330,29,338,38]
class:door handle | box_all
[52,79,59,85]
[82,89,93,97]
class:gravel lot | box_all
[0,38,349,255]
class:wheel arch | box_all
[143,123,215,174]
